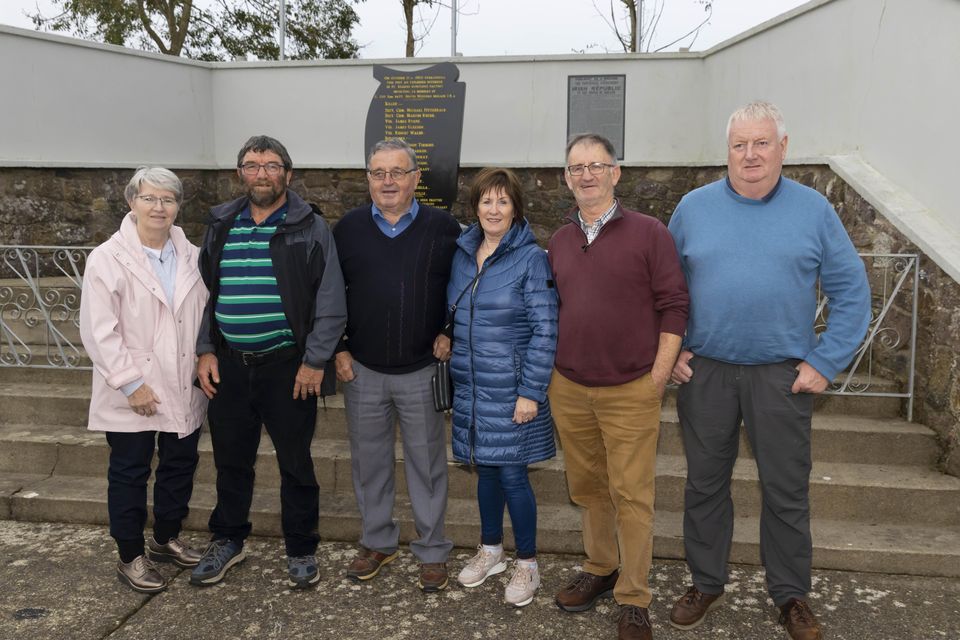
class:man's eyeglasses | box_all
[567,162,616,176]
[239,162,286,176]
[367,168,418,181]
[136,195,178,208]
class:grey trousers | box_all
[343,361,452,563]
[677,356,814,606]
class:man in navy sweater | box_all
[666,102,871,640]
[333,138,460,592]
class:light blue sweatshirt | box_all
[668,177,871,381]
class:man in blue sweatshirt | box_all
[666,101,871,640]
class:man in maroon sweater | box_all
[548,133,689,640]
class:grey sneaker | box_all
[504,561,540,607]
[148,536,203,568]
[117,555,167,594]
[287,555,320,589]
[189,539,246,587]
[457,545,508,588]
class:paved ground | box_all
[0,520,957,640]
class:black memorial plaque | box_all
[365,62,466,211]
[567,75,626,160]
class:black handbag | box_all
[431,359,453,412]
[432,268,485,413]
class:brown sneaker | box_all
[669,585,725,630]
[418,562,449,592]
[117,555,167,594]
[554,569,619,612]
[346,547,399,581]
[147,536,203,568]
[778,598,823,640]
[617,605,653,640]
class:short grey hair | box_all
[124,167,183,204]
[565,133,618,164]
[726,101,787,141]
[366,138,418,170]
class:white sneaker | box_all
[504,561,540,607]
[457,545,508,587]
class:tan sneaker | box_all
[458,545,508,588]
[778,598,824,640]
[504,561,540,607]
[147,536,203,568]
[117,555,167,594]
[669,585,725,630]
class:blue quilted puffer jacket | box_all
[447,220,558,466]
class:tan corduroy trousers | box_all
[548,368,661,608]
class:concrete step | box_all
[2,421,956,527]
[3,473,958,578]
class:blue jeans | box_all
[476,464,537,559]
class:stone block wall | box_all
[1,165,956,474]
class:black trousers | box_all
[677,356,815,606]
[106,428,201,562]
[207,351,320,557]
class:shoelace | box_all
[203,540,231,568]
[570,572,599,592]
[682,586,705,605]
[620,606,651,628]
[467,548,496,572]
[508,565,534,589]
[780,600,815,626]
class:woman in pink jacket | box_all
[79,167,209,593]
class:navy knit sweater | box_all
[333,203,460,374]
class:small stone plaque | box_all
[567,75,626,160]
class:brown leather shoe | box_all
[669,585,725,630]
[617,605,653,640]
[346,547,399,581]
[778,598,824,640]
[147,536,203,568]
[117,555,167,594]
[554,570,619,612]
[418,562,449,592]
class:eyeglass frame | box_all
[135,194,179,208]
[367,167,419,181]
[566,162,617,176]
[238,162,288,176]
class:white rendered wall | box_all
[0,0,958,275]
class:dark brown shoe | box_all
[617,605,653,640]
[779,598,823,640]
[418,562,449,592]
[148,536,203,569]
[669,585,725,630]
[554,570,619,612]
[346,547,398,581]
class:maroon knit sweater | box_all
[547,205,689,387]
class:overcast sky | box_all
[0,0,809,59]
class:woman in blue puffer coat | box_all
[447,167,558,607]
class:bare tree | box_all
[594,0,713,53]
[31,0,362,61]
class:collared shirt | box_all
[372,199,420,238]
[121,238,177,397]
[578,199,619,245]
[214,204,296,353]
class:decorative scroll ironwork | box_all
[0,246,92,369]
[0,246,922,421]
[816,253,919,420]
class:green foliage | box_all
[31,0,362,61]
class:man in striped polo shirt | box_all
[193,135,346,589]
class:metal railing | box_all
[817,253,919,420]
[0,245,92,369]
[0,246,921,419]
